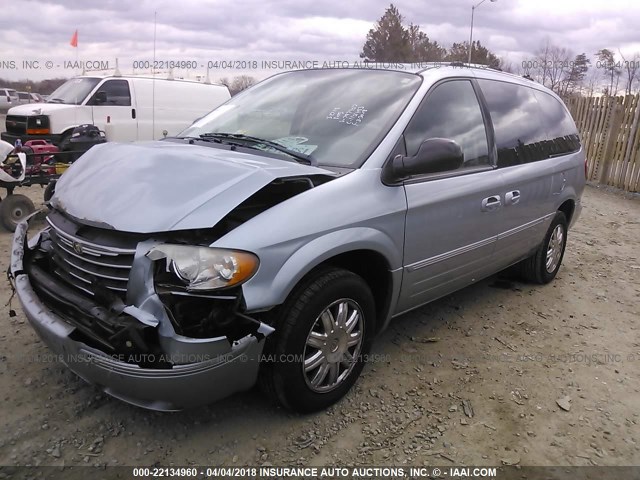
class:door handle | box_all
[131,108,136,119]
[481,195,502,212]
[505,190,521,205]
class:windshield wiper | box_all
[177,135,247,150]
[199,133,317,166]
[47,98,65,104]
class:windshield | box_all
[179,69,422,167]
[47,77,101,105]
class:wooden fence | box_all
[566,95,640,192]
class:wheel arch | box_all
[58,127,76,144]
[558,199,575,224]
[243,227,402,334]
[308,249,394,335]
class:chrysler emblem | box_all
[72,242,84,254]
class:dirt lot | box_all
[0,184,638,471]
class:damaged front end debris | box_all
[10,210,274,411]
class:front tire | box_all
[520,211,568,284]
[260,268,376,412]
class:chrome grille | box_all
[47,217,136,297]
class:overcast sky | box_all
[1,0,639,81]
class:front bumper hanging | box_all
[9,218,273,411]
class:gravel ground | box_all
[0,184,638,473]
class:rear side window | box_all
[88,79,131,106]
[404,80,490,169]
[477,80,549,167]
[532,90,581,156]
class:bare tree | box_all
[547,45,572,94]
[619,50,640,96]
[499,59,516,74]
[534,38,553,87]
[584,66,601,97]
[230,75,256,96]
[596,49,621,96]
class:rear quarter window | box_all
[531,90,581,156]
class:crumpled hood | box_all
[51,141,333,233]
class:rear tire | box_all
[520,211,567,284]
[0,194,36,232]
[259,268,376,412]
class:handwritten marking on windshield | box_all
[326,105,368,126]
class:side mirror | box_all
[93,91,108,105]
[382,138,464,184]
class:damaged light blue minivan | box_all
[10,65,585,412]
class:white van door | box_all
[86,79,138,141]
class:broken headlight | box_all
[147,245,259,291]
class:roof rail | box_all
[458,62,502,71]
[439,61,503,71]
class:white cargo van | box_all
[1,75,230,147]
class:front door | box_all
[397,79,504,314]
[86,79,138,141]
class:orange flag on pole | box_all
[70,30,78,47]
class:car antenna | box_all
[152,10,157,139]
